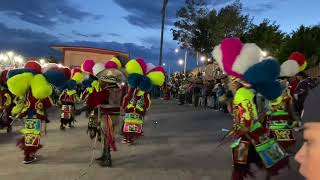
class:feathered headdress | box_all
[7,61,68,99]
[280,52,307,77]
[126,58,166,92]
[212,38,282,100]
[81,57,126,84]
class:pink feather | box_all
[105,61,118,69]
[82,59,95,74]
[220,38,243,79]
[136,58,147,75]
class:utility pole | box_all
[159,0,169,66]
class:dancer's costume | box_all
[213,38,288,180]
[8,61,68,164]
[82,58,126,167]
[59,82,78,129]
[122,59,165,144]
[264,52,307,150]
[0,70,13,132]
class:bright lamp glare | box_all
[174,48,179,53]
[7,51,14,58]
[200,56,206,62]
[261,51,268,57]
[14,56,24,63]
[39,59,46,64]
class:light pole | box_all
[178,59,184,73]
[159,0,169,66]
[174,48,187,76]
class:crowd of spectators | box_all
[161,71,320,119]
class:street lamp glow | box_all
[174,48,179,53]
[207,58,211,62]
[178,59,184,65]
[162,63,166,66]
[261,51,268,57]
[0,53,5,61]
[14,56,24,63]
[7,51,14,58]
[39,59,46,64]
[200,56,206,62]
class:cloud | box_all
[0,0,102,27]
[72,30,102,38]
[113,0,234,29]
[0,22,173,66]
[108,33,121,37]
[243,2,275,14]
[112,0,184,28]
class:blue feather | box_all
[8,68,34,78]
[138,76,153,92]
[128,74,143,88]
[44,70,67,88]
[243,59,280,84]
[252,81,283,100]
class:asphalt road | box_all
[0,100,304,180]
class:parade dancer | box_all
[59,80,78,130]
[213,38,288,180]
[82,57,126,167]
[0,70,13,133]
[122,59,165,144]
[264,52,307,151]
[8,61,68,164]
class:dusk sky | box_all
[0,0,320,72]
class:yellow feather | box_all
[7,72,33,96]
[111,57,122,69]
[125,59,143,75]
[30,74,53,99]
[147,71,165,86]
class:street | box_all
[0,100,303,180]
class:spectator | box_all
[295,72,310,116]
[295,84,320,180]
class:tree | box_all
[277,25,320,66]
[210,0,251,45]
[172,0,208,49]
[242,19,286,59]
[191,16,214,55]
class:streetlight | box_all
[178,59,184,65]
[200,56,206,62]
[162,63,166,66]
[14,55,24,63]
[208,58,211,62]
[261,51,268,57]
[7,51,14,58]
[174,48,179,53]
[39,58,46,65]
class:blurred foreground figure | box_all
[213,38,288,180]
[295,85,320,180]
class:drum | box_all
[123,113,143,133]
[255,138,286,168]
[61,105,73,119]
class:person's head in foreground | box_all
[295,85,320,180]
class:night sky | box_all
[0,0,319,72]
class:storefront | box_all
[50,45,130,67]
